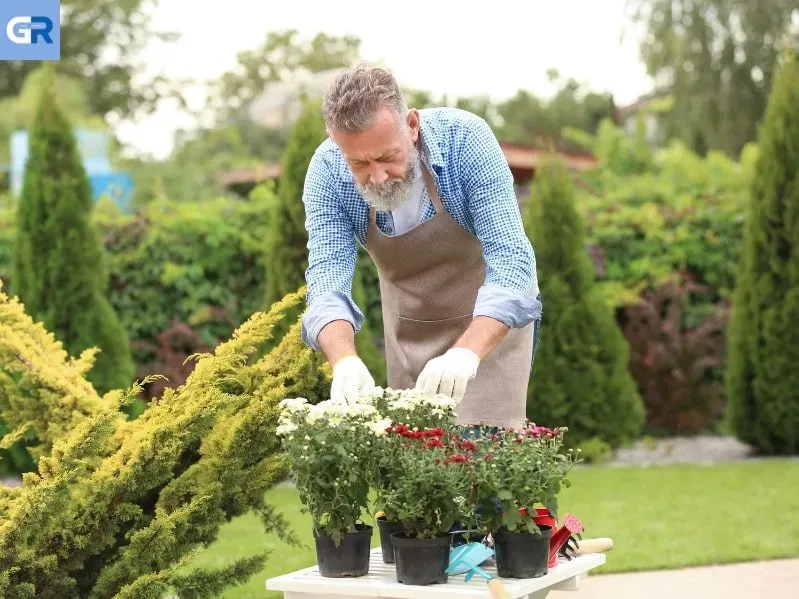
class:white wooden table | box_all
[265,547,606,599]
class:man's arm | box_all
[301,148,364,363]
[459,115,542,358]
[318,319,358,366]
[453,316,509,360]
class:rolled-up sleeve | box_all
[460,118,542,328]
[300,149,364,350]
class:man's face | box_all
[329,107,422,211]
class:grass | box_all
[185,459,799,598]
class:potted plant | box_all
[277,396,390,578]
[378,424,474,586]
[359,388,458,564]
[472,423,579,579]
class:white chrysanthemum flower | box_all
[276,422,298,436]
[278,397,310,415]
[369,418,392,437]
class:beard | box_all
[356,144,422,212]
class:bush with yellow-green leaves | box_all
[0,282,329,598]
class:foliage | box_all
[94,193,272,397]
[0,287,321,597]
[378,425,473,539]
[621,277,728,434]
[0,282,103,465]
[208,29,361,121]
[571,118,754,315]
[358,388,457,523]
[628,0,798,157]
[405,72,615,152]
[11,68,134,394]
[0,0,183,122]
[276,397,385,544]
[0,66,108,169]
[523,154,644,448]
[725,52,799,455]
[265,98,324,311]
[472,425,579,535]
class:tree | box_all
[265,97,325,310]
[725,51,799,455]
[628,0,799,157]
[0,66,107,171]
[263,97,385,384]
[0,285,322,598]
[523,155,644,449]
[11,68,134,394]
[208,30,361,121]
[0,0,184,121]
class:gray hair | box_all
[322,63,408,132]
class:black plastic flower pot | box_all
[376,516,404,563]
[494,524,553,579]
[313,524,373,578]
[390,532,451,586]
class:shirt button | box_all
[386,226,393,234]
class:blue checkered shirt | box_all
[301,107,542,351]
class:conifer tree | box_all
[523,155,644,448]
[11,67,134,394]
[0,287,320,598]
[725,51,799,455]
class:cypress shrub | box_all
[10,67,134,394]
[725,52,799,455]
[0,286,321,597]
[523,155,644,448]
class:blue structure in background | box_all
[9,129,134,213]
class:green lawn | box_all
[185,459,799,598]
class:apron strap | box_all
[421,164,445,215]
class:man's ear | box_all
[406,109,420,142]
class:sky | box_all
[114,0,654,160]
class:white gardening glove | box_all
[330,355,375,405]
[415,347,480,404]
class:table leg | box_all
[550,573,582,591]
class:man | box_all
[301,64,541,430]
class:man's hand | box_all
[331,355,375,404]
[415,347,480,404]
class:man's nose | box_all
[369,166,389,186]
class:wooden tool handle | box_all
[575,537,614,554]
[487,578,512,599]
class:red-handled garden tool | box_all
[519,508,584,568]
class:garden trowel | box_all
[447,542,511,599]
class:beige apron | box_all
[364,163,536,430]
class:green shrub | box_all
[566,119,757,434]
[10,69,134,394]
[95,192,272,397]
[0,287,319,597]
[524,154,644,448]
[726,53,799,455]
[265,97,322,310]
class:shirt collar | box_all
[417,112,445,170]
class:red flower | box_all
[449,454,468,463]
[459,439,478,452]
[426,438,444,449]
